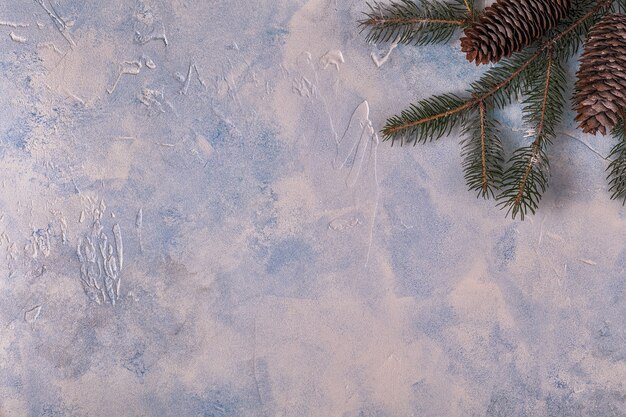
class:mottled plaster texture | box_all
[0,1,625,416]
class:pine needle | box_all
[608,122,626,203]
[363,0,617,219]
[359,0,471,45]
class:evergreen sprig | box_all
[608,122,626,203]
[460,101,504,199]
[359,0,474,45]
[468,49,537,109]
[382,93,472,145]
[498,52,567,219]
[548,0,610,61]
[359,0,622,219]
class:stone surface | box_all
[0,1,625,416]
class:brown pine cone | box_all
[460,0,571,65]
[574,14,626,136]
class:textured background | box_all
[1,0,626,416]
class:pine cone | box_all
[574,14,626,136]
[460,0,571,65]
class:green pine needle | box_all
[468,50,537,109]
[359,0,471,45]
[608,123,626,204]
[360,0,622,219]
[498,144,550,220]
[381,93,473,145]
[498,52,566,220]
[549,0,610,61]
[460,102,504,199]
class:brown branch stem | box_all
[366,17,466,26]
[462,0,473,18]
[513,51,553,208]
[479,100,488,193]
[383,0,610,138]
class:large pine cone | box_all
[574,14,626,136]
[460,0,571,65]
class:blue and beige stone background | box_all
[1,0,625,416]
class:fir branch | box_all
[469,49,537,109]
[522,53,567,144]
[547,0,611,61]
[365,0,625,217]
[607,121,626,203]
[498,51,567,219]
[382,51,538,143]
[381,0,607,145]
[460,100,504,198]
[497,145,550,220]
[382,93,472,145]
[359,0,470,45]
[457,0,475,18]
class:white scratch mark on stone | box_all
[562,131,609,160]
[24,305,42,324]
[546,232,564,242]
[0,20,29,28]
[144,56,156,69]
[107,61,142,94]
[134,22,168,46]
[320,50,345,71]
[334,100,381,267]
[195,134,213,159]
[113,223,123,271]
[371,42,398,68]
[335,101,372,183]
[193,64,207,88]
[328,216,361,232]
[136,208,144,253]
[34,0,76,47]
[291,76,314,98]
[180,61,194,95]
[9,32,27,43]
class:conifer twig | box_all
[500,52,556,219]
[460,99,504,198]
[479,100,487,193]
[607,118,626,203]
[360,0,470,45]
[498,44,568,219]
[462,0,473,17]
[382,57,533,138]
[361,0,621,218]
[382,0,609,141]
